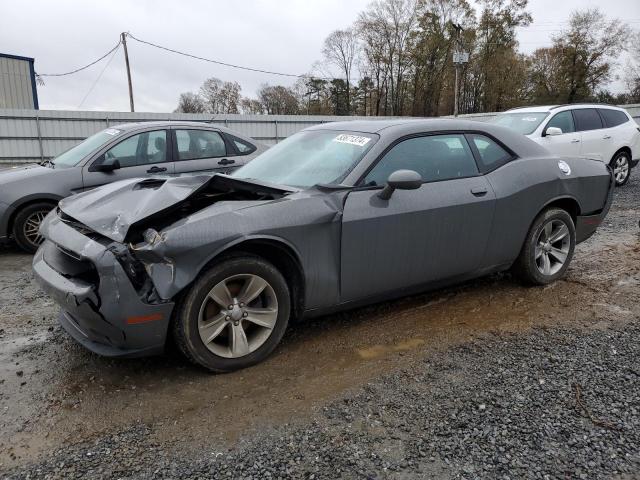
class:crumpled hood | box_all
[58,174,294,242]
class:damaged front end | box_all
[33,210,175,357]
[32,174,295,357]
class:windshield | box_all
[231,130,377,188]
[490,112,549,135]
[53,128,122,168]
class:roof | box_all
[307,118,486,134]
[110,120,222,131]
[307,117,550,159]
[504,104,626,114]
[0,52,35,63]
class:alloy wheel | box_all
[613,154,630,185]
[22,210,48,249]
[198,274,278,358]
[535,219,571,276]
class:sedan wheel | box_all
[611,152,630,186]
[12,202,55,253]
[512,207,576,285]
[173,255,290,372]
[534,219,570,276]
[198,274,278,359]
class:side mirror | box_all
[545,126,563,137]
[94,156,121,172]
[378,169,422,200]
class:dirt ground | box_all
[0,176,639,476]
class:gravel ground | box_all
[4,323,640,479]
[1,176,639,479]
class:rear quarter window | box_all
[468,134,513,173]
[598,109,629,128]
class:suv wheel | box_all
[13,203,54,253]
[610,150,631,186]
[173,255,290,372]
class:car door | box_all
[598,108,631,162]
[340,133,496,302]
[573,108,605,161]
[539,110,582,156]
[82,129,174,190]
[172,128,238,175]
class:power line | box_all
[77,42,121,108]
[125,32,332,80]
[36,41,121,77]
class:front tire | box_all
[173,255,290,372]
[610,150,631,186]
[13,202,55,253]
[512,208,576,285]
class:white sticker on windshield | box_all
[334,134,371,147]
[104,128,121,136]
[521,117,539,122]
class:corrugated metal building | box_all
[0,53,39,110]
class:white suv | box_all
[491,104,640,186]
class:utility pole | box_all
[121,32,135,112]
[451,23,468,117]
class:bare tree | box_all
[240,98,265,114]
[525,9,627,104]
[200,77,242,114]
[174,92,205,113]
[257,84,300,114]
[322,28,360,114]
[357,0,418,115]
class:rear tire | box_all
[610,150,631,186]
[13,202,55,253]
[173,255,290,372]
[512,208,576,286]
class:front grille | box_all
[58,209,106,242]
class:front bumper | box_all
[575,167,615,243]
[32,212,175,358]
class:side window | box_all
[363,134,478,186]
[598,109,629,128]
[101,130,167,168]
[227,134,257,155]
[545,111,575,134]
[176,129,226,160]
[573,109,603,132]
[469,134,513,172]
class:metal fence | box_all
[0,105,638,166]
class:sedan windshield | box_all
[53,128,122,168]
[490,112,549,135]
[231,130,377,188]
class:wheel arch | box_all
[514,195,580,262]
[610,146,631,163]
[7,194,61,236]
[539,195,581,225]
[197,235,306,322]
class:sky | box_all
[1,0,638,113]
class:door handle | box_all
[147,166,167,173]
[571,139,580,143]
[602,135,612,139]
[218,158,235,166]
[470,187,488,196]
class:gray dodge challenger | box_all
[33,119,614,372]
